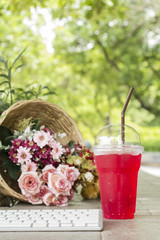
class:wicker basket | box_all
[0,99,85,202]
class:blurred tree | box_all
[51,0,160,118]
[0,0,160,145]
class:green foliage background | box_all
[0,0,160,151]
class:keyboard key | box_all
[74,222,86,227]
[61,223,73,227]
[48,222,60,227]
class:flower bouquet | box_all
[0,100,99,206]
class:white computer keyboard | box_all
[0,209,103,231]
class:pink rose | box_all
[18,171,41,197]
[41,164,56,182]
[52,195,68,207]
[43,192,55,206]
[43,193,69,206]
[38,183,49,197]
[57,165,80,183]
[28,194,43,205]
[48,172,72,197]
[29,184,50,205]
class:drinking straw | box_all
[121,87,134,144]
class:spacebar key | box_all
[0,221,31,228]
[32,221,47,227]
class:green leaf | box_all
[10,89,15,94]
[2,157,20,180]
[15,90,33,98]
[68,140,75,149]
[40,86,49,90]
[31,118,40,130]
[5,60,8,70]
[43,91,57,96]
[0,81,9,86]
[0,74,9,80]
[0,126,13,145]
[0,150,9,160]
[4,135,15,146]
[8,67,11,81]
[2,156,11,169]
[8,164,20,180]
[14,64,25,72]
[10,47,27,69]
[39,86,57,95]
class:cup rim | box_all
[93,144,144,154]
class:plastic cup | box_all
[93,124,144,220]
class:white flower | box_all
[24,126,34,141]
[51,142,64,160]
[21,162,37,172]
[57,132,66,138]
[33,130,49,148]
[4,145,10,150]
[46,132,55,147]
[17,146,32,164]
[71,148,75,154]
[14,130,20,137]
[53,133,57,139]
[84,172,94,182]
[34,157,40,162]
[40,125,45,130]
[24,126,31,135]
[18,126,35,141]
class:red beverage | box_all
[95,153,142,219]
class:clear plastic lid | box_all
[93,124,144,155]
